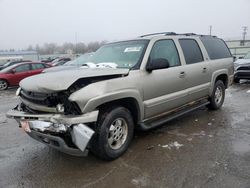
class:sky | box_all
[0,0,249,50]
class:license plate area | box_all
[20,120,31,133]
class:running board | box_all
[138,101,210,131]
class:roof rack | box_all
[139,32,177,38]
[139,32,217,38]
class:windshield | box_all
[86,40,149,69]
[64,53,93,66]
[244,52,250,59]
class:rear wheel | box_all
[90,106,134,160]
[0,79,8,90]
[207,80,225,110]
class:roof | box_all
[138,32,217,39]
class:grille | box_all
[20,90,58,107]
[237,66,250,71]
[20,89,81,115]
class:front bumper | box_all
[6,108,98,156]
[234,70,250,79]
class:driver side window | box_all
[150,40,181,67]
[15,64,30,73]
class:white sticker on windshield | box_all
[124,47,142,53]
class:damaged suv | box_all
[7,32,234,160]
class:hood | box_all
[234,59,250,65]
[20,68,129,93]
[43,65,78,73]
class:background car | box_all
[234,52,250,83]
[0,60,32,70]
[0,62,51,90]
[51,57,71,66]
[43,53,93,73]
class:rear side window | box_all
[179,39,204,64]
[200,37,232,60]
[32,63,45,70]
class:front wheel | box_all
[207,80,225,110]
[0,79,8,90]
[90,106,134,160]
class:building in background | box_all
[0,51,39,64]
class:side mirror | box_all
[146,58,169,72]
[233,56,236,62]
[11,69,16,74]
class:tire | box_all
[0,79,8,90]
[234,78,240,83]
[90,106,134,160]
[207,80,225,110]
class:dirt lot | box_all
[0,83,250,188]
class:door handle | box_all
[202,67,207,73]
[179,71,185,78]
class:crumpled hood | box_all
[20,68,129,93]
[43,65,79,73]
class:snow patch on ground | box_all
[161,141,184,150]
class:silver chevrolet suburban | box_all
[7,32,234,160]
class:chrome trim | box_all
[6,109,99,125]
[20,97,57,113]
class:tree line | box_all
[26,41,108,55]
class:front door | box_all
[142,39,188,119]
[9,64,31,85]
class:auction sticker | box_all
[124,47,142,52]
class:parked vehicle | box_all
[0,62,51,90]
[43,53,93,73]
[41,57,58,63]
[51,57,71,66]
[7,32,234,160]
[0,60,32,70]
[234,52,250,83]
[0,56,23,66]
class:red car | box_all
[0,62,51,90]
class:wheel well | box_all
[97,98,140,124]
[0,79,9,86]
[215,74,228,88]
[0,78,8,83]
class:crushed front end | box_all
[6,88,98,156]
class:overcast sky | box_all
[0,0,249,50]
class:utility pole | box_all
[209,25,212,35]
[242,26,248,46]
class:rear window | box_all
[179,39,204,64]
[200,37,232,60]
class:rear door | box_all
[142,39,188,118]
[178,38,211,101]
[30,63,46,75]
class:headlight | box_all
[16,87,21,96]
[56,104,64,113]
[234,64,239,70]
